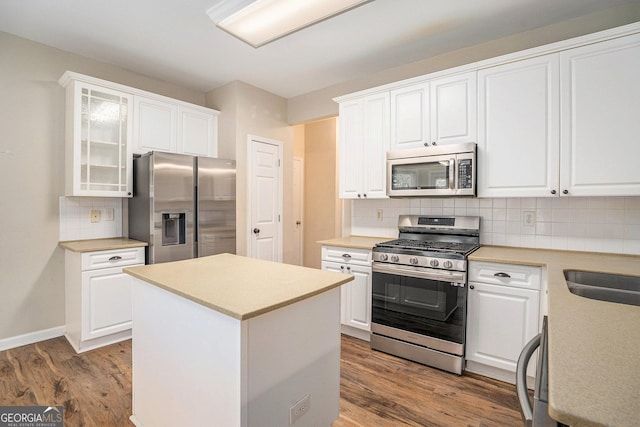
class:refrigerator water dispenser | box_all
[162,213,186,246]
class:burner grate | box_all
[376,239,479,254]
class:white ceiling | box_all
[0,0,637,98]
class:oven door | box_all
[371,263,467,350]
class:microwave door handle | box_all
[449,158,455,190]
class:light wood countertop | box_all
[469,246,640,427]
[59,238,147,252]
[318,236,390,250]
[124,253,353,320]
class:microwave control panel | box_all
[458,159,473,189]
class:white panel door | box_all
[82,267,133,340]
[560,34,640,196]
[178,107,218,157]
[249,138,282,262]
[477,54,560,198]
[338,99,363,198]
[467,282,539,376]
[292,157,304,266]
[341,264,372,331]
[362,92,390,198]
[430,72,477,145]
[390,82,430,150]
[133,96,177,154]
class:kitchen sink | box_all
[564,270,640,306]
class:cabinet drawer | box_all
[469,261,541,290]
[82,247,145,271]
[321,246,371,265]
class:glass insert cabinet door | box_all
[69,82,133,197]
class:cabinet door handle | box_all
[469,285,475,289]
[494,272,511,278]
[550,189,557,195]
[562,189,569,195]
[109,256,123,262]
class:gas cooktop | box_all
[375,239,479,255]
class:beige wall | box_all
[302,118,341,269]
[0,31,206,341]
[287,3,640,124]
[2,2,639,342]
[206,82,295,263]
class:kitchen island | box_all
[124,253,352,427]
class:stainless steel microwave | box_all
[387,142,476,197]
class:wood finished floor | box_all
[0,335,524,426]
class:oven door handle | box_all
[516,332,541,426]
[372,263,465,283]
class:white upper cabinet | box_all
[390,72,476,150]
[338,92,389,199]
[430,72,477,146]
[390,82,430,150]
[336,23,640,198]
[559,33,640,197]
[178,107,218,157]
[60,71,220,171]
[133,96,218,158]
[134,96,178,154]
[477,54,560,198]
[62,80,134,198]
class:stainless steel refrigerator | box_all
[128,151,236,264]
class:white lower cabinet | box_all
[321,246,372,341]
[64,247,145,352]
[466,261,542,384]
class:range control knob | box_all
[430,259,439,267]
[390,255,400,263]
[410,257,419,265]
[443,260,453,269]
[379,253,388,261]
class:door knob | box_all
[253,228,260,234]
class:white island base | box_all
[129,278,341,427]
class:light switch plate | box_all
[105,208,114,221]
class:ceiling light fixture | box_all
[207,0,371,48]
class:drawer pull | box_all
[109,256,123,262]
[494,272,511,278]
[342,254,352,259]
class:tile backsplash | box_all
[59,197,122,241]
[350,196,640,255]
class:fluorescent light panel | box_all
[214,0,370,48]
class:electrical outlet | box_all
[90,209,101,223]
[523,211,535,226]
[376,209,383,221]
[105,208,114,221]
[289,394,310,425]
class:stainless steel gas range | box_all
[371,215,480,375]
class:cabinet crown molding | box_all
[58,71,220,116]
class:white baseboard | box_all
[341,324,370,342]
[0,326,65,352]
